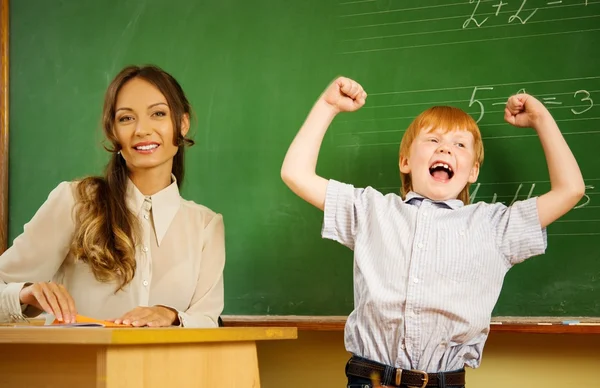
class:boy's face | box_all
[400,127,480,201]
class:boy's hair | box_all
[399,106,484,204]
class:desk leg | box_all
[98,340,261,388]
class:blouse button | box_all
[143,280,149,287]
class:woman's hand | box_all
[19,282,77,323]
[112,306,179,327]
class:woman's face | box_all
[113,77,188,176]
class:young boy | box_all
[281,77,585,387]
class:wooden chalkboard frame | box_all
[222,316,600,334]
[2,0,598,335]
[0,0,8,254]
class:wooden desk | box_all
[0,326,297,387]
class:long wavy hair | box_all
[69,65,194,291]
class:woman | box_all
[0,65,225,328]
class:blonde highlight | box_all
[70,156,138,291]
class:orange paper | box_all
[51,314,131,328]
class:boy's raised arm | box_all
[281,77,367,210]
[504,94,585,228]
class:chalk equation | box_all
[469,182,595,209]
[468,86,595,123]
[464,0,590,29]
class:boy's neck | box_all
[409,191,457,201]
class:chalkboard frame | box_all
[3,0,599,334]
[0,0,9,254]
[221,316,600,334]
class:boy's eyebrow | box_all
[453,133,471,140]
[115,102,168,113]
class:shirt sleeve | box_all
[321,179,382,250]
[175,213,225,328]
[0,182,76,322]
[488,197,548,266]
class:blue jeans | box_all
[347,375,465,388]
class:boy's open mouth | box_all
[429,161,454,181]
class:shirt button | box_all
[423,212,428,217]
[143,246,149,252]
[417,243,424,249]
[144,214,149,220]
[459,230,465,236]
[400,344,405,350]
[413,278,419,284]
[143,280,149,286]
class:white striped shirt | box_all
[322,179,547,372]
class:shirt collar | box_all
[403,191,464,210]
[126,174,181,246]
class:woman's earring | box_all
[117,150,122,155]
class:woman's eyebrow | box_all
[147,102,168,109]
[116,102,168,113]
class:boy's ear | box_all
[399,155,411,174]
[180,113,190,137]
[468,162,480,183]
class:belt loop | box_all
[383,365,394,386]
[345,357,352,375]
[437,371,446,388]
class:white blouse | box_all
[0,177,225,327]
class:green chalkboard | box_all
[9,0,600,317]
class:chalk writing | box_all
[492,1,509,16]
[470,86,595,123]
[463,0,489,28]
[508,0,539,24]
[469,183,595,209]
[572,90,594,114]
[463,0,590,29]
[469,86,495,123]
[542,97,563,105]
[575,185,595,208]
